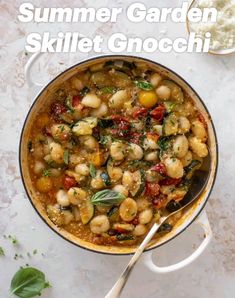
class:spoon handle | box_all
[105,221,162,298]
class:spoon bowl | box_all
[105,151,211,298]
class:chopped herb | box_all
[27,252,31,258]
[0,246,5,256]
[99,86,117,94]
[8,235,18,245]
[80,86,90,97]
[65,95,74,113]
[33,249,38,255]
[63,150,69,165]
[134,80,153,90]
[43,169,51,177]
[99,135,109,145]
[89,164,96,178]
[158,136,171,153]
[58,125,65,132]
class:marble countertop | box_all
[0,0,235,297]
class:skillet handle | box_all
[24,51,45,88]
[142,211,212,273]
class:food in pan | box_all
[27,60,208,246]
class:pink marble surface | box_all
[0,1,235,297]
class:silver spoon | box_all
[105,154,210,298]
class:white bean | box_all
[133,224,147,236]
[180,151,193,167]
[67,187,87,205]
[49,142,65,164]
[33,161,45,175]
[112,185,128,197]
[62,210,74,225]
[51,124,71,141]
[75,164,89,176]
[90,102,108,117]
[156,86,171,100]
[122,171,134,189]
[144,151,159,162]
[128,143,144,160]
[90,215,110,234]
[109,90,128,109]
[110,141,126,161]
[189,136,208,158]
[56,190,70,207]
[70,77,84,91]
[164,157,184,179]
[81,93,101,108]
[146,170,159,182]
[136,198,151,211]
[143,137,158,150]
[178,116,190,134]
[91,171,105,189]
[172,135,189,158]
[138,209,153,224]
[150,73,162,87]
[191,120,207,142]
[79,135,98,150]
[119,198,137,222]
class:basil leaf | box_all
[91,189,126,206]
[10,267,51,298]
[89,164,96,178]
[63,150,69,165]
[134,80,153,90]
[99,86,117,94]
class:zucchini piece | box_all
[158,223,172,233]
[130,169,145,197]
[91,71,111,88]
[79,199,94,224]
[116,234,135,241]
[98,118,114,128]
[161,80,184,103]
[104,60,136,71]
[107,206,119,222]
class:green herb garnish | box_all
[99,86,117,94]
[10,267,51,298]
[8,235,18,245]
[134,80,153,90]
[63,150,69,165]
[0,246,5,256]
[91,189,126,206]
[89,164,96,178]
[65,95,74,113]
[43,169,51,177]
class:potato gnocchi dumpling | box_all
[27,60,208,247]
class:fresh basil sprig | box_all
[10,267,51,298]
[91,189,126,206]
[134,80,153,90]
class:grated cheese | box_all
[190,0,235,51]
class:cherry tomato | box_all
[152,194,168,209]
[72,95,81,107]
[130,216,139,225]
[150,104,166,122]
[51,102,67,116]
[146,132,159,142]
[129,132,142,144]
[63,175,77,190]
[150,163,166,176]
[145,182,160,197]
[132,108,148,118]
[110,115,131,137]
[159,178,182,186]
